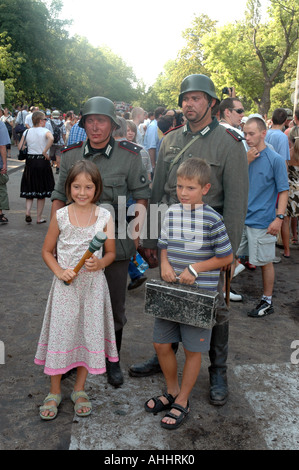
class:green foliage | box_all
[152,0,299,115]
[0,0,139,111]
[0,0,298,114]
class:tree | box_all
[0,32,25,105]
[0,0,71,105]
[0,0,141,111]
[152,15,217,109]
[202,0,299,115]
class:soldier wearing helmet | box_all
[51,96,151,387]
[129,75,249,408]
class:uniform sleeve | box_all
[127,152,151,201]
[51,151,72,202]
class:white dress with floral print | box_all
[34,205,118,375]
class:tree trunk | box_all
[258,80,272,118]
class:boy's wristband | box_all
[188,264,197,277]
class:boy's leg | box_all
[161,349,201,425]
[146,343,180,410]
[261,262,274,296]
[247,227,276,317]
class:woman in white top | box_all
[18,111,54,224]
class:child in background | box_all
[145,158,233,430]
[35,160,118,420]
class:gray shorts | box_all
[153,318,212,353]
[237,226,276,266]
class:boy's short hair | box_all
[246,116,267,131]
[177,158,211,186]
[272,108,287,125]
[65,160,103,203]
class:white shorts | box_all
[237,226,276,266]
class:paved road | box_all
[1,148,299,452]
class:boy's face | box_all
[176,176,211,208]
[243,121,266,149]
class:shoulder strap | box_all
[225,128,244,142]
[169,135,200,171]
[61,141,84,153]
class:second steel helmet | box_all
[178,74,220,107]
[79,96,120,129]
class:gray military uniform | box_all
[145,118,249,255]
[52,137,151,331]
[52,138,151,261]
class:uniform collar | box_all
[84,137,115,158]
[183,116,219,137]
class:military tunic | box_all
[52,138,151,261]
[145,118,249,255]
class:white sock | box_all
[262,295,272,305]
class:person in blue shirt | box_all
[265,108,290,162]
[67,112,87,145]
[239,115,289,317]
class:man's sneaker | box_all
[224,288,243,302]
[233,262,245,278]
[248,300,274,318]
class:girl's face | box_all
[127,127,135,142]
[70,172,96,206]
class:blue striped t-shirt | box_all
[157,203,233,291]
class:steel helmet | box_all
[79,96,120,128]
[178,74,219,107]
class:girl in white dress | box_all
[35,160,118,420]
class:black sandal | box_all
[160,402,190,430]
[0,214,8,224]
[144,392,176,414]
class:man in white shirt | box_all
[25,106,39,129]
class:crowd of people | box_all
[0,77,298,430]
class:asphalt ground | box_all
[1,145,299,455]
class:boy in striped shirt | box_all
[145,158,233,430]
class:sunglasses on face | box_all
[230,108,245,114]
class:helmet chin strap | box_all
[192,98,212,126]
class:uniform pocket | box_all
[102,176,127,204]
